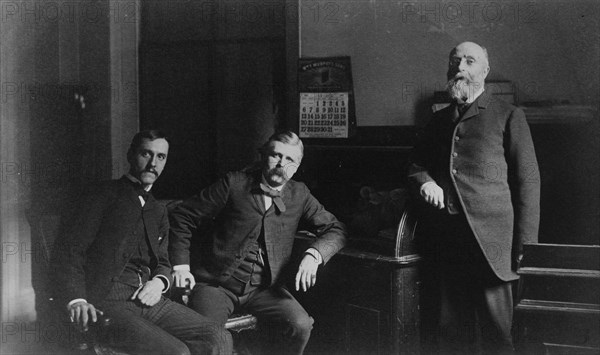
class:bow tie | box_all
[260,183,286,212]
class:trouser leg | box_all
[149,298,232,355]
[189,282,237,325]
[479,281,515,354]
[100,282,232,355]
[437,215,515,355]
[245,286,313,355]
[98,306,192,355]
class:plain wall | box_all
[300,0,599,126]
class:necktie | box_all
[260,183,286,212]
[139,190,150,201]
[452,103,469,122]
[458,103,470,116]
[132,182,150,201]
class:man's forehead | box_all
[138,138,169,152]
[269,141,302,157]
[452,42,485,60]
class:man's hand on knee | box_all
[132,279,163,306]
[172,269,196,289]
[68,301,103,332]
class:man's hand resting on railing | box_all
[420,181,445,209]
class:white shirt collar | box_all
[125,173,152,192]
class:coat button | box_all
[452,152,458,157]
[454,136,460,141]
[111,276,119,282]
[452,169,457,174]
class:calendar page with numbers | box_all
[299,92,348,138]
[298,57,355,138]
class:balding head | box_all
[449,42,489,69]
[446,41,490,103]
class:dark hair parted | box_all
[128,130,169,153]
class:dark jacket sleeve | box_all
[152,206,173,290]
[505,108,541,253]
[168,175,230,266]
[407,117,438,189]
[50,186,112,307]
[301,185,347,264]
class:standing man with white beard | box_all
[408,42,540,354]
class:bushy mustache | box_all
[447,74,472,86]
[267,167,286,178]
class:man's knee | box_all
[197,322,233,351]
[288,314,314,338]
[169,343,192,355]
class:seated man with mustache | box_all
[169,131,347,355]
[408,42,540,354]
[51,130,232,355]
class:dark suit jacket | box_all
[169,169,347,286]
[408,91,540,281]
[51,177,171,307]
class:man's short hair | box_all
[260,131,304,160]
[129,130,169,153]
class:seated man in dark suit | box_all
[51,130,232,355]
[169,131,348,354]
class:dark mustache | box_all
[270,167,285,175]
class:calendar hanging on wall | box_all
[298,57,356,138]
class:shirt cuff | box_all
[67,298,87,309]
[153,275,170,293]
[305,248,323,264]
[172,264,190,271]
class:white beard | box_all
[447,76,485,102]
[446,78,470,102]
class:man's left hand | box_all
[131,278,163,306]
[295,254,319,292]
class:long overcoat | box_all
[409,91,540,281]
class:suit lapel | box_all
[250,173,266,213]
[118,176,143,210]
[117,177,161,256]
[143,195,161,255]
[459,90,491,123]
[280,183,291,214]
